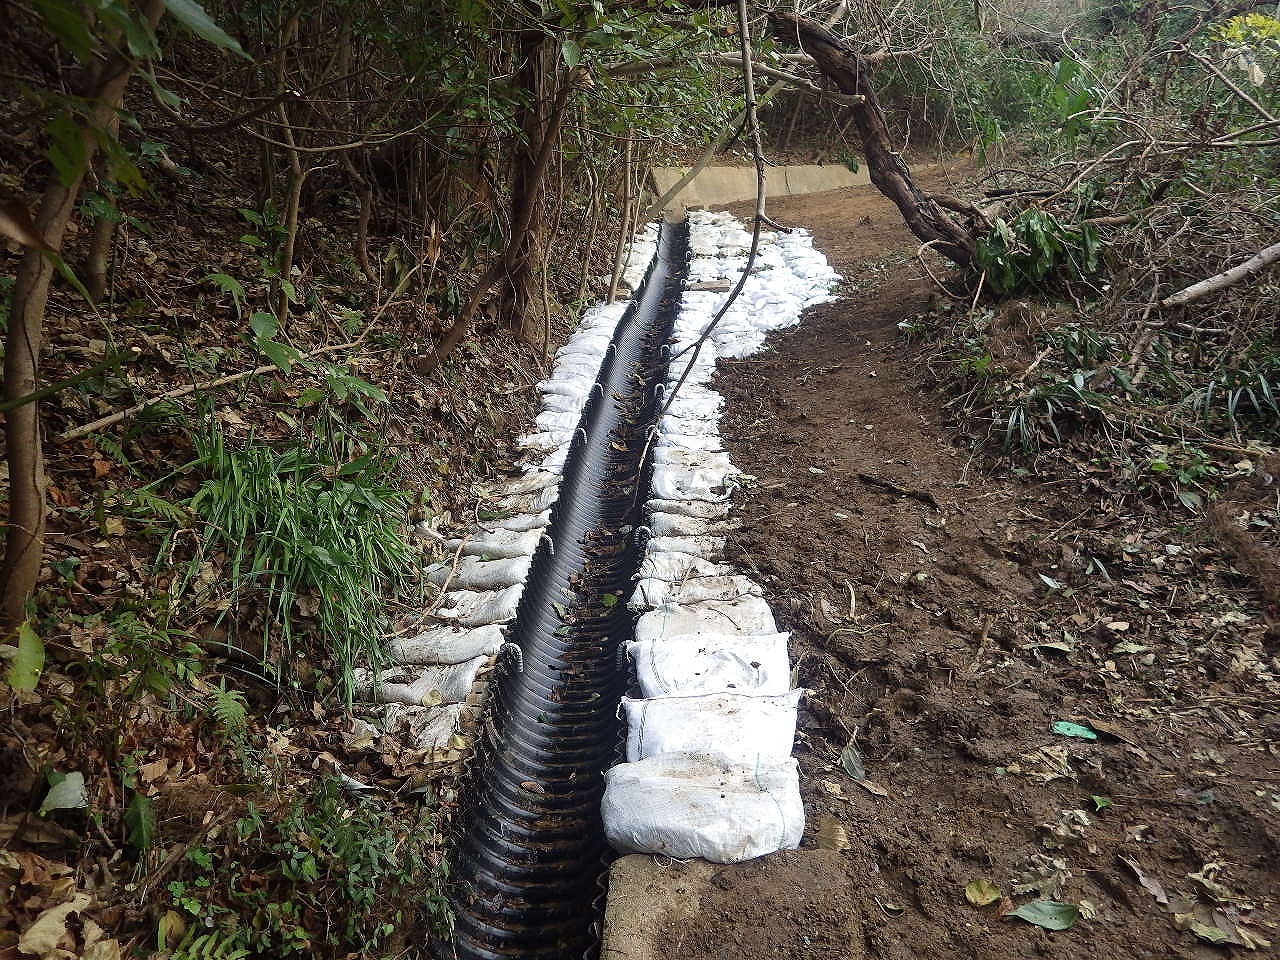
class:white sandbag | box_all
[383,701,467,754]
[646,535,726,557]
[628,632,791,697]
[538,449,569,474]
[634,597,779,641]
[541,392,583,414]
[647,512,737,538]
[496,485,560,514]
[435,584,523,626]
[427,554,532,591]
[445,526,541,560]
[601,753,804,863]
[538,376,594,400]
[360,656,487,706]
[535,409,582,433]
[629,575,761,610]
[636,551,733,582]
[486,509,551,533]
[505,470,560,495]
[652,447,734,474]
[389,623,505,665]
[650,462,733,503]
[655,431,725,453]
[517,430,572,453]
[660,413,719,437]
[665,393,723,421]
[646,497,730,521]
[622,690,801,763]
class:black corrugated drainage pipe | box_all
[436,221,689,959]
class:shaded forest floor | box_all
[656,180,1279,958]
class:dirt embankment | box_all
[653,179,1279,959]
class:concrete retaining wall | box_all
[649,163,870,211]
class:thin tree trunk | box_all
[85,114,121,303]
[501,30,557,343]
[417,71,580,373]
[607,135,635,304]
[273,12,303,327]
[1,0,165,633]
[85,197,118,303]
[767,12,976,267]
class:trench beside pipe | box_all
[435,221,690,959]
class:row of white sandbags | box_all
[353,236,658,754]
[602,210,840,863]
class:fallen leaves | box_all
[964,878,1001,907]
[1118,855,1168,905]
[815,815,850,852]
[17,893,91,956]
[1006,900,1080,931]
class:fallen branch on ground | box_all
[1159,240,1280,309]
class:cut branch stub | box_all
[767,11,977,268]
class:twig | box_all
[855,472,942,511]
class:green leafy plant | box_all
[975,210,1103,295]
[1002,372,1107,454]
[165,779,450,958]
[176,425,412,696]
[206,682,248,740]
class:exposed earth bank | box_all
[635,178,1279,959]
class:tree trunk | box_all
[767,12,977,267]
[417,69,579,374]
[501,30,557,343]
[85,196,118,303]
[1,0,165,633]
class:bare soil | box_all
[656,181,1280,958]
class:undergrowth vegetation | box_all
[162,779,450,959]
[880,1,1280,517]
[3,0,1280,955]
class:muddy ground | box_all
[651,181,1279,959]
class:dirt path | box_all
[655,181,1279,959]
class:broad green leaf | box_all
[161,0,249,58]
[249,311,278,339]
[45,113,87,188]
[1006,900,1079,931]
[6,621,45,691]
[257,339,298,373]
[125,792,155,849]
[33,0,95,62]
[39,771,86,814]
[97,2,160,58]
[561,39,581,68]
[839,741,866,780]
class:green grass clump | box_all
[179,425,412,697]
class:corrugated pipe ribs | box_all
[359,214,838,957]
